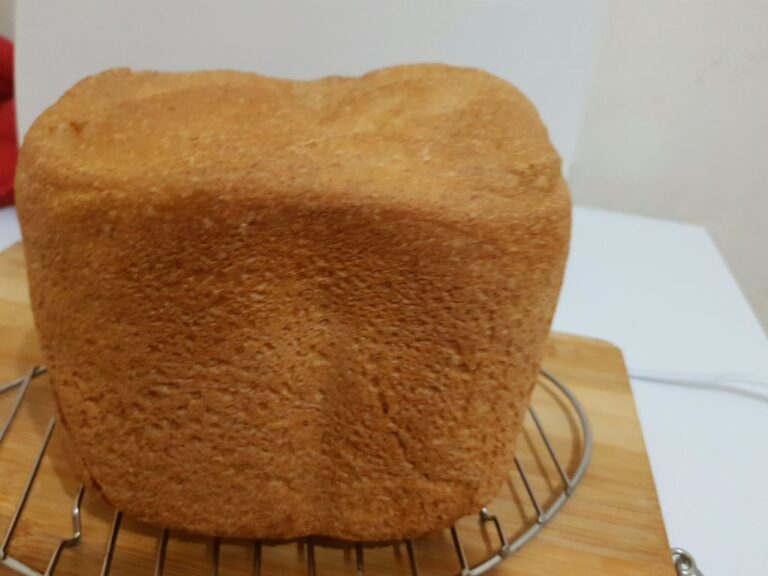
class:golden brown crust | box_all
[16,64,570,540]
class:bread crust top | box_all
[20,65,561,226]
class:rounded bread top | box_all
[20,64,562,218]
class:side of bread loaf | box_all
[16,64,570,540]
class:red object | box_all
[0,36,17,207]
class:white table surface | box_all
[1,204,766,575]
[555,207,768,576]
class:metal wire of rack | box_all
[0,367,592,576]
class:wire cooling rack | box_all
[0,367,592,576]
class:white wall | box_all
[14,0,600,175]
[7,0,768,329]
[0,0,14,39]
[571,0,768,330]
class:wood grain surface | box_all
[0,243,674,575]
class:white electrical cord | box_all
[628,369,768,403]
[628,369,768,390]
[629,370,768,576]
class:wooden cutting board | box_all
[0,243,674,576]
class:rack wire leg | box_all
[153,529,169,576]
[0,368,36,445]
[99,511,122,576]
[1,418,56,559]
[44,485,86,575]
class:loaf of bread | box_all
[16,64,570,541]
